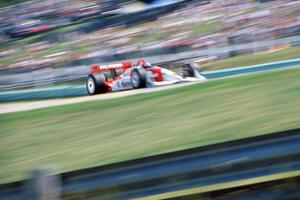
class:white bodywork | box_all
[109,65,206,92]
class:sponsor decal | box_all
[121,81,132,88]
[91,61,131,74]
[117,79,131,88]
[99,64,123,70]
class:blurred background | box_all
[0,0,299,91]
[1,1,300,199]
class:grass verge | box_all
[202,45,300,71]
[0,0,30,8]
[1,68,300,183]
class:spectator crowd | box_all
[0,0,299,71]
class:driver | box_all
[141,61,152,69]
[136,58,153,69]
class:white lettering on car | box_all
[121,81,131,88]
[99,64,123,70]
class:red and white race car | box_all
[86,58,206,95]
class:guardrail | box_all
[1,128,300,200]
[0,58,300,102]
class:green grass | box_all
[131,21,220,45]
[202,45,300,71]
[0,0,30,8]
[190,21,220,36]
[0,51,26,67]
[132,32,169,44]
[1,68,300,183]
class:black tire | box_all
[131,68,146,89]
[180,64,194,78]
[86,74,107,95]
[180,63,202,78]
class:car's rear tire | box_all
[180,62,203,78]
[180,63,195,78]
[86,74,107,95]
[131,68,146,88]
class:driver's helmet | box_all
[136,58,153,69]
[141,61,152,69]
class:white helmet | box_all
[141,61,152,69]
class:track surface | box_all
[1,58,300,114]
[0,81,200,114]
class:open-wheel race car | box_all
[86,58,207,95]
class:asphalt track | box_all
[0,81,202,114]
[0,58,300,114]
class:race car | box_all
[86,58,206,95]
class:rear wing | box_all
[90,61,132,74]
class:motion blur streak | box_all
[0,0,300,199]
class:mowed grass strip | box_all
[1,68,300,183]
[202,45,300,71]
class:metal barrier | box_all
[1,128,300,200]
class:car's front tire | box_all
[86,74,107,95]
[131,68,146,89]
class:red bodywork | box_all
[89,59,165,92]
[90,61,132,75]
[87,58,206,95]
[151,68,164,82]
